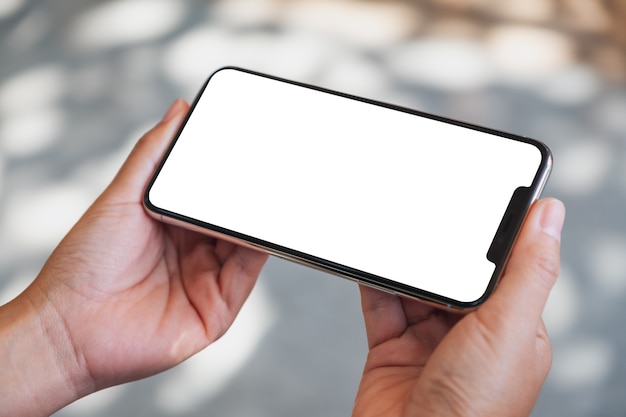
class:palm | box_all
[35,193,266,390]
[28,102,268,391]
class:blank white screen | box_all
[149,68,542,303]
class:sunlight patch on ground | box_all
[549,140,612,196]
[487,25,574,85]
[0,0,25,19]
[0,65,67,158]
[593,93,626,136]
[386,38,493,91]
[3,183,93,251]
[318,54,390,99]
[0,268,37,305]
[60,384,126,416]
[0,156,3,197]
[550,338,614,390]
[1,107,65,158]
[161,27,335,94]
[588,233,626,295]
[535,64,601,106]
[543,266,579,338]
[161,26,255,93]
[67,0,185,50]
[53,120,156,205]
[0,65,66,114]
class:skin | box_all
[0,100,268,416]
[353,197,564,417]
[0,99,564,417]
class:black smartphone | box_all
[144,67,552,310]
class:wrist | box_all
[0,284,90,416]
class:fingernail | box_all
[540,199,565,241]
[161,99,183,122]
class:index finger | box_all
[108,99,190,202]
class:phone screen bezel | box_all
[143,67,552,310]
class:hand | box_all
[0,100,268,416]
[352,198,565,417]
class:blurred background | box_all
[1,0,625,416]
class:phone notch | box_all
[486,186,532,267]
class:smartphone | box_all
[144,67,552,310]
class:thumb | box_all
[482,197,565,335]
[107,99,190,202]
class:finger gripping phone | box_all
[144,67,552,310]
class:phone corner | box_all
[454,286,495,311]
[528,137,554,168]
[142,187,158,216]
